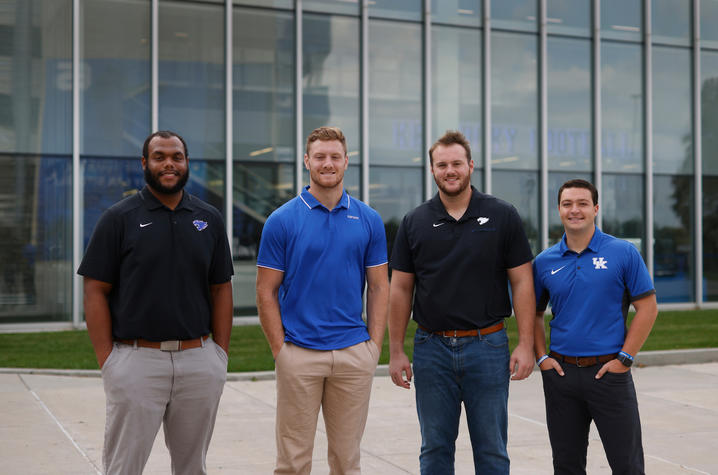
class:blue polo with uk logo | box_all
[257,186,387,350]
[533,227,655,356]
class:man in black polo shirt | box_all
[388,130,535,474]
[78,130,234,475]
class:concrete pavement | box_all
[1,363,717,474]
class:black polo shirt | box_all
[390,186,533,331]
[78,187,233,340]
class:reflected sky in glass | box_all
[370,166,423,249]
[601,0,642,41]
[653,46,692,175]
[491,0,537,32]
[546,0,590,37]
[652,0,691,46]
[491,32,538,170]
[701,0,718,47]
[701,51,718,176]
[432,0,481,27]
[547,37,591,172]
[492,170,540,254]
[601,42,643,173]
[432,25,482,167]
[304,0,359,15]
[601,174,644,251]
[369,0,421,21]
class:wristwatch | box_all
[616,352,634,367]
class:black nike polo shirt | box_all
[78,187,233,341]
[390,186,533,331]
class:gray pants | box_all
[101,337,227,475]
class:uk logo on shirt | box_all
[193,220,208,231]
[592,257,608,269]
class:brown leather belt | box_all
[115,335,210,351]
[419,321,504,338]
[549,351,617,367]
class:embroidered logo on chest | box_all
[592,257,608,269]
[193,220,208,231]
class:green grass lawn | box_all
[1,309,717,372]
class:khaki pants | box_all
[274,340,380,475]
[101,337,227,475]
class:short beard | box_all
[144,167,189,194]
[436,175,470,197]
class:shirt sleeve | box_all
[624,244,655,300]
[77,208,121,284]
[209,213,234,284]
[533,259,550,311]
[389,214,415,273]
[503,205,534,269]
[365,209,388,267]
[256,212,287,272]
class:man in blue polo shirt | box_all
[256,126,389,474]
[533,179,658,474]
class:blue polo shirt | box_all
[257,186,388,350]
[533,227,655,356]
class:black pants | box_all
[541,364,644,475]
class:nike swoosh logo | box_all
[432,222,445,228]
[551,265,566,275]
[140,222,153,228]
[477,217,489,225]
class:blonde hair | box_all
[305,126,347,156]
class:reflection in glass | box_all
[701,0,718,47]
[547,172,592,245]
[546,0,590,37]
[653,47,692,175]
[0,155,72,323]
[304,0,359,15]
[431,0,481,27]
[601,42,643,173]
[81,0,150,157]
[491,32,538,170]
[0,0,72,155]
[159,1,225,160]
[492,170,539,255]
[432,25,482,170]
[601,0,642,41]
[233,7,295,316]
[654,175,694,303]
[370,166,423,259]
[369,20,423,166]
[233,0,293,9]
[369,0,421,21]
[703,177,718,301]
[701,51,718,301]
[601,174,644,254]
[547,37,591,172]
[303,14,360,155]
[491,0,537,32]
[652,0,691,46]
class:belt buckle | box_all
[160,340,181,351]
[575,357,584,368]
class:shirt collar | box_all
[139,186,194,211]
[429,186,483,222]
[559,226,603,255]
[299,185,349,211]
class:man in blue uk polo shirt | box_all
[533,179,658,474]
[256,126,389,475]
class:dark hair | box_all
[142,131,188,159]
[558,179,598,206]
[305,126,347,156]
[428,130,472,165]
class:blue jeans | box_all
[413,327,511,475]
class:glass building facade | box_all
[1,0,717,328]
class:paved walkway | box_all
[1,363,717,474]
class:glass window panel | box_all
[653,47,692,174]
[601,42,643,173]
[369,20,422,166]
[491,0,537,32]
[652,0,691,46]
[491,32,538,170]
[159,1,225,161]
[701,0,718,47]
[304,0,359,15]
[369,0,421,21]
[703,176,718,301]
[233,0,293,9]
[701,51,718,301]
[431,0,481,27]
[233,7,295,316]
[547,37,592,172]
[0,0,72,155]
[601,173,645,255]
[81,0,150,157]
[0,154,72,322]
[370,166,423,258]
[547,172,592,245]
[303,14,360,157]
[491,170,539,254]
[601,0,642,42]
[432,25,482,171]
[654,174,694,302]
[546,0,590,37]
